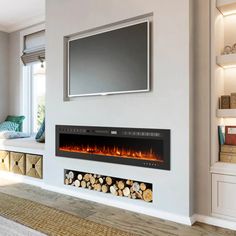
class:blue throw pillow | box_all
[0,121,19,132]
[35,119,45,143]
[5,115,25,132]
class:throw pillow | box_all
[0,121,19,132]
[35,118,45,143]
[5,115,25,132]
[0,131,30,139]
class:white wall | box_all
[8,31,21,116]
[0,31,9,121]
[45,0,193,218]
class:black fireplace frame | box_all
[55,125,171,170]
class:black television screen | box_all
[67,21,150,97]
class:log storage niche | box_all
[64,169,153,203]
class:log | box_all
[86,182,91,188]
[91,184,96,189]
[81,180,86,188]
[117,180,125,190]
[90,176,96,185]
[68,171,74,179]
[140,183,147,191]
[143,189,153,202]
[130,187,135,193]
[69,178,73,184]
[131,193,137,199]
[83,174,90,182]
[94,184,102,192]
[113,184,118,191]
[98,177,104,184]
[126,180,133,186]
[65,178,69,185]
[101,184,108,193]
[136,191,143,199]
[118,189,123,197]
[77,174,83,181]
[74,180,80,187]
[110,186,118,196]
[106,177,113,185]
[132,182,140,192]
[123,187,130,197]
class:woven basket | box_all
[10,152,25,175]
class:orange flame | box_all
[59,144,163,162]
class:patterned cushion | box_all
[5,116,25,132]
[0,121,19,132]
[0,131,30,139]
[35,118,45,143]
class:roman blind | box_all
[21,30,45,65]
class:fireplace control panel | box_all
[58,127,162,138]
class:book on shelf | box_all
[218,125,225,146]
[221,144,236,153]
[225,126,236,145]
[220,152,236,164]
[221,95,230,109]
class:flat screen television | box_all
[67,20,150,97]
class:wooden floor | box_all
[0,178,235,236]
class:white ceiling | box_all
[0,0,45,33]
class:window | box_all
[23,62,46,134]
[21,27,45,134]
[31,62,46,133]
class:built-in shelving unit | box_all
[211,0,236,221]
[217,108,236,117]
[217,0,236,16]
[216,54,236,68]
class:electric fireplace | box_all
[56,125,170,170]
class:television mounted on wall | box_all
[67,20,150,97]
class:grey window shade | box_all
[21,30,45,65]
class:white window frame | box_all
[20,23,45,134]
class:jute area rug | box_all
[0,192,137,236]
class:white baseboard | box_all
[193,214,236,231]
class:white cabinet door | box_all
[212,174,236,220]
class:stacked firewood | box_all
[65,170,153,202]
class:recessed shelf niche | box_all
[217,109,236,118]
[217,0,236,16]
[217,54,236,68]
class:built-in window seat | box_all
[0,137,44,155]
[0,137,44,180]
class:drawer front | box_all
[0,151,10,171]
[10,152,26,175]
[212,174,236,219]
[26,154,43,179]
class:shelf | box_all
[217,0,236,16]
[216,54,236,68]
[211,161,236,175]
[217,109,236,117]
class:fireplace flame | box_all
[59,144,163,162]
